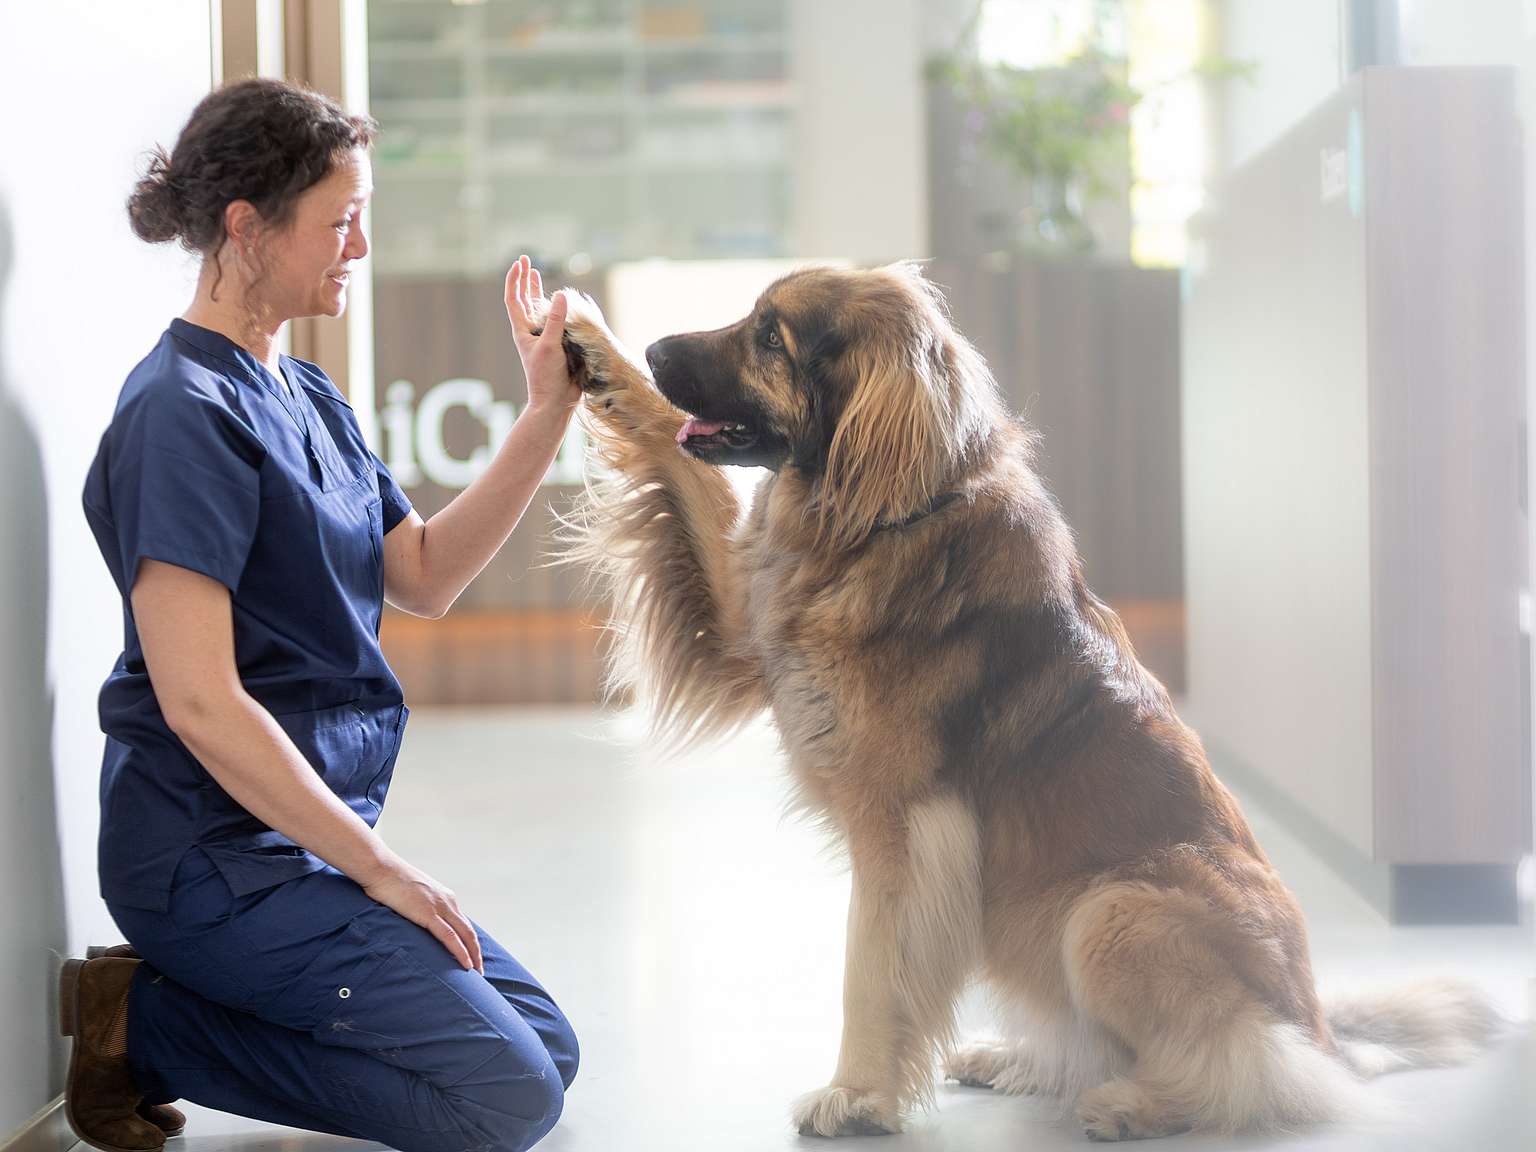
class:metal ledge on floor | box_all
[1,1098,73,1152]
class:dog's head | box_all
[647,263,1000,544]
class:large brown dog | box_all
[549,264,1494,1141]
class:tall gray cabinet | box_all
[1182,67,1529,922]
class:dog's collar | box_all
[876,490,963,532]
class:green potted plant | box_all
[929,2,1251,255]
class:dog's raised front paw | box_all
[532,290,644,396]
[791,1085,900,1138]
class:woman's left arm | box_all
[383,256,578,619]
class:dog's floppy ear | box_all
[817,267,960,546]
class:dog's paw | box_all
[944,1040,1022,1092]
[532,290,646,397]
[791,1085,901,1138]
[944,1039,1048,1096]
[1077,1080,1185,1143]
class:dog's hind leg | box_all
[1062,882,1368,1141]
[792,793,982,1137]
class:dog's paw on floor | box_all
[944,1039,1049,1095]
[791,1085,901,1138]
[1076,1079,1187,1143]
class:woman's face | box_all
[257,148,372,321]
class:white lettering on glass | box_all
[378,379,586,492]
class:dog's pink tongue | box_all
[676,418,728,444]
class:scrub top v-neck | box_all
[83,318,414,912]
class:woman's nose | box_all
[346,223,369,261]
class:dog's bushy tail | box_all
[1327,980,1500,1077]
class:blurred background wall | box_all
[363,0,1194,703]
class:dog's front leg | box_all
[550,296,764,742]
[792,793,982,1137]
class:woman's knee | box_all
[544,1012,579,1090]
[459,1047,565,1152]
[500,1071,564,1152]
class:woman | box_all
[63,78,579,1152]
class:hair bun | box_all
[126,147,183,244]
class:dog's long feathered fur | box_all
[550,265,1498,1141]
[551,310,763,747]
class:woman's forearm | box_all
[414,401,572,616]
[171,688,401,884]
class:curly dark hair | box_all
[127,77,377,255]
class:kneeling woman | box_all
[66,78,578,1152]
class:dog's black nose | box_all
[645,341,670,376]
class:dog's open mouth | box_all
[675,416,759,452]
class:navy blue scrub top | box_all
[83,319,414,912]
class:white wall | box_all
[1397,0,1524,67]
[0,0,213,1134]
[1219,0,1343,171]
[789,0,927,261]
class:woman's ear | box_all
[223,200,261,255]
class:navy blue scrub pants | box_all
[108,848,578,1152]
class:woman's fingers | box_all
[540,290,568,348]
[445,902,484,974]
[506,255,545,336]
[504,260,526,329]
[425,911,468,968]
[430,916,474,971]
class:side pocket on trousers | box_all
[306,921,402,1049]
[310,922,518,1083]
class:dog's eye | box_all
[764,327,782,349]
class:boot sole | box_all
[58,959,165,1152]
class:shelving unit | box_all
[367,0,796,277]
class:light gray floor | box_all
[149,709,1534,1152]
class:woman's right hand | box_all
[359,855,484,973]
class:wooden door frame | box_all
[218,0,376,439]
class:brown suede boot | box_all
[135,1103,186,1139]
[86,945,141,960]
[83,947,186,1138]
[59,957,167,1152]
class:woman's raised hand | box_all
[504,254,581,417]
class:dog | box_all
[547,263,1497,1140]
